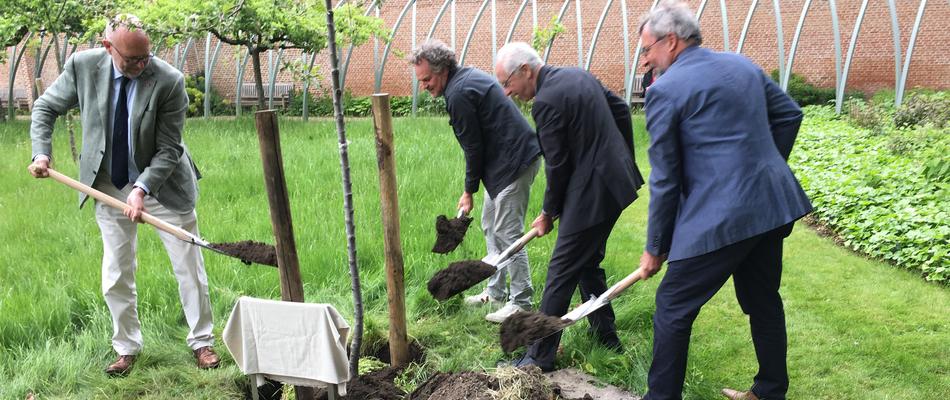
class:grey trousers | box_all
[482,159,540,307]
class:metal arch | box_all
[620,0,630,98]
[374,0,418,92]
[505,0,532,44]
[341,0,381,91]
[584,0,615,71]
[828,0,843,112]
[696,0,709,18]
[492,0,497,60]
[772,0,786,91]
[459,0,492,66]
[267,49,286,109]
[203,34,224,118]
[412,1,417,115]
[837,0,869,114]
[624,0,661,103]
[542,0,574,63]
[736,0,759,54]
[897,0,928,106]
[781,0,812,91]
[719,0,730,52]
[575,0,584,67]
[887,0,902,107]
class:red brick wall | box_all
[3,0,948,105]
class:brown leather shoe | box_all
[104,355,136,376]
[721,388,760,400]
[193,346,220,369]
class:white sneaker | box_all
[485,303,528,323]
[464,291,505,307]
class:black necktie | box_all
[111,76,130,189]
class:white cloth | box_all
[94,182,214,355]
[223,297,350,394]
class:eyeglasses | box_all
[640,36,668,56]
[502,64,524,88]
[110,44,153,65]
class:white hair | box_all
[104,14,145,41]
[495,42,544,75]
[638,0,703,45]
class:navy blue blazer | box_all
[444,66,541,198]
[533,66,644,235]
[644,46,812,261]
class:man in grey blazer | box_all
[27,15,219,376]
[410,39,541,323]
[636,2,812,399]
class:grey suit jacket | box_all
[644,46,812,261]
[31,48,198,214]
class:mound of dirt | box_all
[410,371,498,400]
[314,367,405,400]
[432,214,473,254]
[499,311,570,353]
[427,260,497,300]
[210,240,277,266]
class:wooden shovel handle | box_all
[46,168,199,244]
[494,227,541,264]
[605,268,645,301]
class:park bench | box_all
[0,88,31,110]
[238,83,295,108]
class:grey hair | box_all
[495,42,544,75]
[408,39,458,74]
[104,14,145,40]
[638,0,703,45]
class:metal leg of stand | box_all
[250,374,260,400]
[328,384,339,400]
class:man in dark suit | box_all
[635,2,813,399]
[28,15,219,376]
[409,39,542,323]
[494,42,644,371]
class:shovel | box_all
[427,227,541,301]
[431,208,473,254]
[45,168,277,267]
[499,267,645,353]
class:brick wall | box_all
[3,0,948,106]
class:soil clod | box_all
[427,260,497,300]
[409,371,498,400]
[431,214,473,254]
[500,311,571,353]
[209,240,277,267]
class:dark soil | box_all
[209,240,277,267]
[313,367,405,400]
[409,371,498,400]
[367,339,427,365]
[431,214,473,254]
[500,311,571,353]
[427,260,497,300]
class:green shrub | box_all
[184,72,231,117]
[770,70,838,107]
[792,105,949,282]
[844,98,881,131]
[284,88,334,117]
[893,91,950,129]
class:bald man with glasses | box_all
[28,14,219,376]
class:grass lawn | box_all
[0,115,947,399]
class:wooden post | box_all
[371,94,409,368]
[254,110,313,400]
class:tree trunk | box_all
[250,48,266,110]
[324,1,365,378]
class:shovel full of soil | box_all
[431,208,473,254]
[427,227,541,301]
[499,267,646,353]
[45,168,277,267]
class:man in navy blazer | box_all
[495,42,644,371]
[636,2,812,400]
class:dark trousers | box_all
[644,224,793,400]
[527,212,622,367]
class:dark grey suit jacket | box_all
[532,66,644,235]
[444,66,540,198]
[644,46,813,261]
